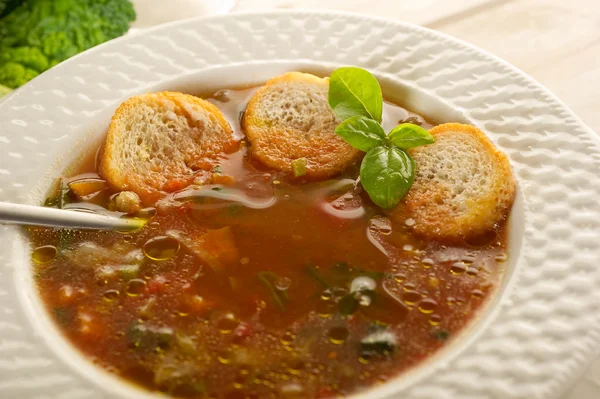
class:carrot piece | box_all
[211,174,235,186]
[68,179,107,198]
[162,177,192,193]
[195,227,240,273]
[166,227,240,273]
[182,295,213,315]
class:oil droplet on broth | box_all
[466,267,479,276]
[320,290,332,301]
[148,221,160,229]
[32,245,57,264]
[275,276,292,291]
[233,374,245,389]
[143,236,180,260]
[328,326,349,344]
[421,258,434,269]
[126,279,146,296]
[218,350,231,364]
[368,216,392,235]
[495,253,508,262]
[103,289,120,302]
[142,269,154,280]
[287,359,304,375]
[418,298,437,314]
[330,287,348,302]
[403,283,416,292]
[252,376,263,385]
[281,331,295,346]
[450,262,467,275]
[315,299,335,318]
[402,291,421,306]
[462,257,475,266]
[429,313,442,326]
[472,289,485,298]
[217,314,239,334]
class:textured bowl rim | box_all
[0,9,599,399]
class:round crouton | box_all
[243,72,362,178]
[100,92,238,203]
[400,123,515,242]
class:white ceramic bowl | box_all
[1,10,600,399]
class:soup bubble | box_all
[32,245,57,264]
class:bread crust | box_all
[243,72,362,178]
[398,123,515,242]
[100,92,238,203]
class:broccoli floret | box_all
[0,83,12,97]
[0,0,23,18]
[0,0,135,88]
[0,62,39,88]
[0,47,48,71]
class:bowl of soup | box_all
[0,10,598,399]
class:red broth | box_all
[28,87,508,398]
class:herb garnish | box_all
[328,67,434,208]
[431,329,450,341]
[53,307,70,326]
[305,264,331,288]
[258,271,289,311]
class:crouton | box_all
[243,72,362,178]
[400,123,515,241]
[100,92,238,203]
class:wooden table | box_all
[234,1,600,397]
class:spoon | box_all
[0,202,146,232]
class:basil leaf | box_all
[387,123,435,150]
[329,67,383,123]
[360,146,415,209]
[258,271,287,311]
[335,115,386,152]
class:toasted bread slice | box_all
[400,123,515,241]
[243,72,362,178]
[100,92,238,203]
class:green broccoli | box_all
[0,0,135,89]
[0,83,12,97]
[0,0,23,18]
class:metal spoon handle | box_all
[0,202,145,231]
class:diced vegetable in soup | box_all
[29,71,513,399]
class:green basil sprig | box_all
[328,67,434,208]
